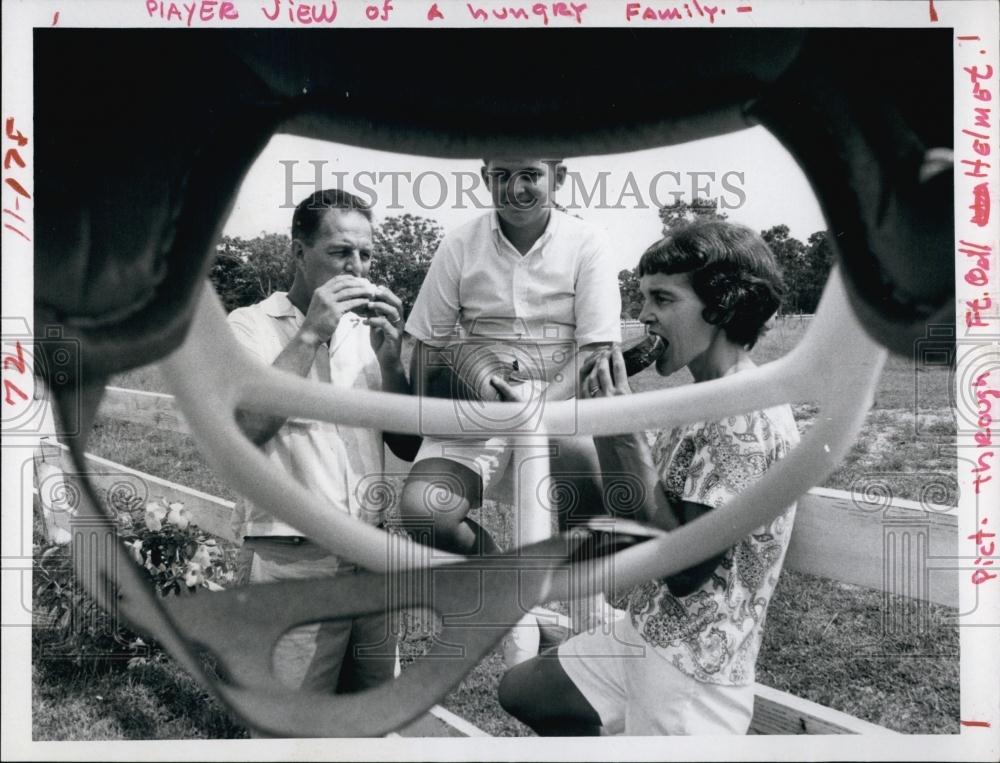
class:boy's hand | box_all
[489,375,528,403]
[449,342,507,401]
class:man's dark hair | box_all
[637,221,785,349]
[292,189,372,244]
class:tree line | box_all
[617,201,834,318]
[210,213,443,314]
[211,202,833,319]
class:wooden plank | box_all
[31,487,72,545]
[34,439,238,544]
[34,440,80,544]
[806,485,938,514]
[786,489,957,607]
[428,705,490,737]
[100,386,190,434]
[750,683,900,735]
[394,707,476,737]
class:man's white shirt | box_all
[405,210,623,381]
[227,291,385,538]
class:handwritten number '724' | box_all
[3,341,28,405]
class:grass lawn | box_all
[32,317,959,739]
[32,654,247,741]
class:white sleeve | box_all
[574,230,623,346]
[404,235,462,346]
[226,307,270,363]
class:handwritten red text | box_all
[364,0,392,20]
[2,341,29,410]
[145,0,239,26]
[969,517,996,586]
[3,117,30,242]
[972,371,996,496]
[466,2,587,25]
[261,0,338,23]
[960,63,993,185]
[625,1,751,23]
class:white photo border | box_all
[2,1,998,761]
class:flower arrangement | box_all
[120,498,233,596]
[34,495,236,667]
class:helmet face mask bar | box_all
[160,263,884,585]
[35,28,952,737]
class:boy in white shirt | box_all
[401,158,622,555]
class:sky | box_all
[223,126,827,272]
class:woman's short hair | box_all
[292,188,372,245]
[636,220,785,349]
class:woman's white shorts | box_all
[557,614,755,735]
